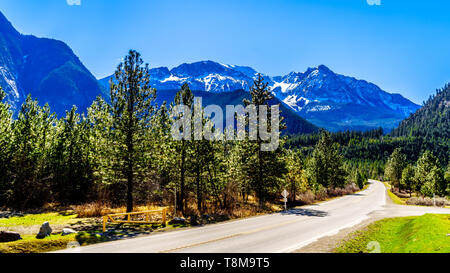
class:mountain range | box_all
[100,61,420,131]
[151,89,319,135]
[0,11,105,115]
[0,10,421,133]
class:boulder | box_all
[62,228,77,236]
[168,217,186,225]
[202,214,215,223]
[189,214,200,226]
[0,231,22,242]
[36,221,52,239]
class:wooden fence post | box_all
[162,208,167,226]
[103,216,107,233]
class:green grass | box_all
[383,182,407,205]
[0,234,78,253]
[0,211,191,253]
[335,214,450,253]
[0,212,84,253]
[0,212,78,227]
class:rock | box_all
[36,221,52,239]
[0,231,22,242]
[189,215,200,226]
[62,228,77,236]
[0,211,24,219]
[168,217,186,225]
[202,214,216,223]
[212,213,230,222]
[202,214,213,221]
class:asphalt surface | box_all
[56,180,450,253]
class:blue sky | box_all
[0,0,449,104]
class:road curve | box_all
[56,180,450,253]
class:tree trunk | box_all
[291,181,296,203]
[179,139,186,216]
[126,123,134,213]
[258,143,263,207]
[126,141,134,213]
[196,165,202,213]
[126,169,133,213]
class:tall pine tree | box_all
[172,83,194,215]
[0,88,13,205]
[241,74,287,206]
[110,50,157,212]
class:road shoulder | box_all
[294,182,394,253]
[292,214,383,253]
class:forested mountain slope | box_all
[391,84,449,139]
[0,11,105,115]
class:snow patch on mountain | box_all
[0,66,19,98]
[283,95,312,112]
[307,105,332,112]
[161,75,186,83]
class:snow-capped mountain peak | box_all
[99,61,421,131]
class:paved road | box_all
[58,180,450,253]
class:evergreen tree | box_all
[445,163,450,196]
[191,102,215,213]
[110,50,157,212]
[285,149,307,203]
[222,134,248,206]
[384,148,407,190]
[355,170,367,190]
[87,96,114,185]
[151,102,177,202]
[11,96,56,209]
[400,164,415,197]
[0,88,13,205]
[241,74,287,206]
[420,166,444,198]
[172,83,194,215]
[307,130,347,191]
[51,106,93,203]
[414,151,445,197]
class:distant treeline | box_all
[287,129,448,168]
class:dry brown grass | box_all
[298,184,360,205]
[298,191,315,205]
[328,184,359,198]
[72,202,166,218]
[178,194,280,223]
[391,188,413,199]
[231,202,281,219]
[406,196,450,207]
[72,184,362,220]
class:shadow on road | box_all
[280,208,328,217]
